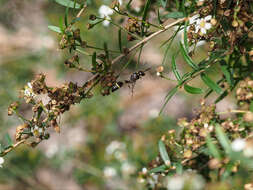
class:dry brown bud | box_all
[208,158,221,169]
[183,150,192,158]
[243,112,253,122]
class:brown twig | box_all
[1,139,26,156]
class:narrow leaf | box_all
[171,55,181,81]
[118,29,122,52]
[184,21,189,53]
[92,52,97,69]
[201,73,223,94]
[159,87,178,114]
[55,0,81,9]
[220,60,233,86]
[149,164,167,173]
[158,140,170,166]
[215,124,231,153]
[65,6,69,27]
[160,0,168,8]
[184,84,203,94]
[179,42,198,70]
[141,0,151,35]
[164,12,184,19]
[5,133,13,146]
[206,135,222,159]
[48,25,63,33]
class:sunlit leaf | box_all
[5,133,13,146]
[55,0,81,9]
[48,25,63,33]
[160,86,178,114]
[206,135,222,159]
[215,124,231,153]
[158,140,170,166]
[160,0,167,8]
[164,12,184,19]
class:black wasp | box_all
[111,81,124,92]
[125,67,151,95]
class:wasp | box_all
[111,81,124,92]
[125,67,151,95]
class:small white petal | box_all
[27,82,33,89]
[118,0,123,5]
[231,139,246,152]
[0,157,4,165]
[200,28,207,34]
[99,5,114,17]
[204,15,212,21]
[205,23,212,30]
[189,14,200,24]
[103,20,110,27]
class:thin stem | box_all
[217,110,248,115]
[86,45,121,54]
[111,17,186,65]
[76,48,91,56]
[108,19,142,40]
[1,139,26,156]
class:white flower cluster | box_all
[231,138,253,157]
[98,0,122,27]
[104,140,136,179]
[167,172,205,190]
[189,14,212,35]
[0,157,4,168]
[24,82,35,98]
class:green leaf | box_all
[201,73,223,94]
[160,0,167,8]
[118,29,122,52]
[92,52,96,69]
[179,42,198,70]
[65,6,69,27]
[184,21,189,53]
[159,87,178,114]
[171,55,181,81]
[48,25,63,33]
[215,124,231,153]
[164,12,184,19]
[55,0,81,9]
[250,101,253,112]
[184,84,203,94]
[158,140,171,166]
[220,60,233,86]
[5,133,13,146]
[149,164,167,173]
[141,0,151,35]
[206,135,222,159]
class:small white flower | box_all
[231,138,246,152]
[142,167,148,174]
[189,14,200,24]
[103,166,117,178]
[98,5,114,26]
[24,82,35,98]
[195,15,212,35]
[121,162,136,176]
[118,0,123,5]
[0,157,4,168]
[156,72,161,76]
[204,123,209,128]
[167,175,185,190]
[106,141,126,155]
[149,109,159,118]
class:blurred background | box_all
[0,0,235,189]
